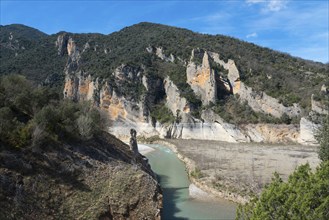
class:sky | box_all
[1,0,328,63]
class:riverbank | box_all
[149,139,320,204]
[145,144,237,219]
[138,144,156,155]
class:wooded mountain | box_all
[1,22,328,136]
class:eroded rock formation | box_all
[163,77,192,122]
[186,50,217,105]
[60,37,323,145]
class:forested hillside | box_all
[1,22,328,125]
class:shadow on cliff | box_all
[158,174,189,220]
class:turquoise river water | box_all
[145,144,237,220]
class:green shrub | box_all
[0,75,105,149]
[213,95,281,125]
[316,116,329,162]
[150,103,175,124]
[190,168,203,179]
[237,162,329,220]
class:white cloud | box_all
[246,0,288,12]
[267,0,287,12]
[246,32,258,38]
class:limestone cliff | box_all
[59,35,322,145]
[298,117,320,145]
[311,94,329,115]
[208,51,303,118]
[163,77,192,122]
[236,82,302,118]
[186,50,217,105]
[209,52,239,94]
[61,35,150,125]
[298,86,328,145]
[242,124,299,143]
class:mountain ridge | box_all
[1,22,328,144]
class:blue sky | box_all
[1,0,328,63]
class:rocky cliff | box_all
[186,50,217,105]
[163,76,192,122]
[1,22,328,145]
[58,32,328,145]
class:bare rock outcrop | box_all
[163,77,192,122]
[242,124,299,143]
[162,122,246,143]
[311,94,328,115]
[62,37,150,125]
[64,74,96,101]
[298,86,328,145]
[156,109,249,143]
[55,34,69,56]
[237,82,301,118]
[298,117,320,145]
[208,51,302,118]
[146,46,175,62]
[155,47,175,62]
[186,50,217,105]
[209,52,240,94]
[60,39,312,146]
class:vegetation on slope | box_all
[0,74,161,219]
[237,162,329,220]
[212,95,288,125]
[237,118,329,219]
[0,25,66,88]
[316,116,329,162]
[1,22,328,124]
[0,75,106,150]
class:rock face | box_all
[242,124,299,143]
[209,52,239,94]
[311,94,329,115]
[163,77,192,122]
[155,47,175,62]
[62,35,84,101]
[298,117,320,145]
[298,88,327,145]
[236,82,301,118]
[209,51,302,118]
[186,50,217,105]
[59,37,318,145]
[55,34,69,56]
[207,51,302,118]
[60,35,156,142]
[0,132,162,219]
[62,35,150,125]
[163,122,247,143]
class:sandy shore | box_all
[138,144,155,155]
[123,143,155,155]
[153,139,320,204]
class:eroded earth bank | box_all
[0,132,162,220]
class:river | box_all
[145,144,237,220]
